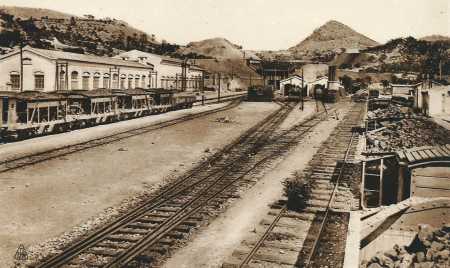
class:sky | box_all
[1,0,449,50]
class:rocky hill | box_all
[289,20,379,58]
[334,37,450,80]
[177,37,247,60]
[0,6,177,56]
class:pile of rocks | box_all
[366,118,450,153]
[367,105,413,120]
[361,224,450,268]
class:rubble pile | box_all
[366,118,450,153]
[361,224,450,268]
[367,105,413,120]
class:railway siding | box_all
[222,101,366,268]
[32,101,342,268]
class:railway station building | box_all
[115,50,205,91]
[0,46,155,92]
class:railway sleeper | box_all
[106,234,141,243]
[87,247,122,257]
[231,247,298,265]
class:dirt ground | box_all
[0,102,278,267]
[162,103,346,268]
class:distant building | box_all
[390,83,421,97]
[0,46,154,92]
[115,50,204,91]
[279,75,307,96]
[419,83,450,116]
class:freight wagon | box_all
[0,88,196,140]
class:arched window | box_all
[59,70,66,90]
[141,75,146,88]
[103,73,110,89]
[93,72,101,89]
[71,71,79,89]
[112,74,119,89]
[34,71,45,90]
[135,76,140,88]
[10,71,20,90]
[120,74,126,89]
[128,75,133,89]
[82,72,90,90]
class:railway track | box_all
[223,101,365,268]
[0,98,245,174]
[33,101,338,268]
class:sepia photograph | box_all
[0,0,448,267]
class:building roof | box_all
[117,50,184,65]
[0,46,153,69]
[396,144,450,167]
[280,75,306,83]
[117,50,206,72]
[390,82,422,88]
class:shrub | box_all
[283,172,311,211]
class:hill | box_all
[0,5,176,56]
[334,37,450,79]
[0,5,73,20]
[289,20,379,58]
[177,37,247,60]
[420,35,450,42]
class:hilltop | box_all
[0,6,177,56]
[177,37,249,60]
[288,20,379,58]
[420,35,450,42]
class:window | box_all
[10,73,20,90]
[112,74,119,89]
[82,73,90,90]
[120,77,126,89]
[135,77,140,88]
[142,76,146,88]
[71,71,79,89]
[128,77,133,89]
[59,70,66,90]
[93,73,101,89]
[34,73,44,90]
[103,74,110,89]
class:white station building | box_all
[0,46,154,92]
[115,50,204,91]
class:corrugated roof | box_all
[15,47,153,69]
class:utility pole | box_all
[181,58,188,92]
[218,73,221,102]
[19,40,24,92]
[300,68,304,111]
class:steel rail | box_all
[37,102,293,268]
[303,113,359,267]
[107,113,325,267]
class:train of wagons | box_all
[0,88,196,140]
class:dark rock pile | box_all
[367,105,413,120]
[361,224,450,268]
[366,118,450,153]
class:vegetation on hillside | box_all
[0,9,180,56]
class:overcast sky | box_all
[1,0,449,50]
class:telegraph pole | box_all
[217,73,221,102]
[19,40,24,92]
[300,68,304,111]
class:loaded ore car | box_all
[0,88,197,141]
[172,92,196,110]
[247,86,273,102]
[0,91,68,139]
